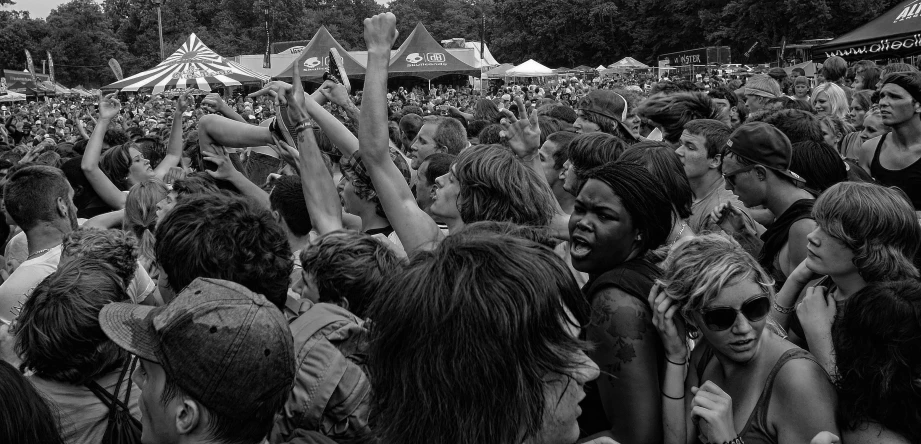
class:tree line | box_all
[0,0,904,88]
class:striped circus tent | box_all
[103,33,266,93]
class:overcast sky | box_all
[9,0,389,19]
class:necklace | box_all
[26,244,59,261]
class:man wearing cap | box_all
[710,121,816,289]
[574,90,639,143]
[98,278,296,444]
[740,74,781,113]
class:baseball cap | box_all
[98,278,296,419]
[742,74,781,99]
[340,147,411,191]
[725,122,804,184]
[576,90,628,122]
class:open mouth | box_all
[570,236,593,259]
[729,338,754,350]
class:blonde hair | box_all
[660,234,774,326]
[123,179,168,266]
[814,182,921,282]
[812,83,849,120]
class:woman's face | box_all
[568,179,639,275]
[624,113,641,137]
[127,147,154,185]
[813,92,830,116]
[847,99,867,128]
[531,307,600,444]
[878,83,920,126]
[820,121,841,149]
[429,165,462,222]
[693,278,770,364]
[859,114,888,143]
[805,225,857,277]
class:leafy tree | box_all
[42,0,127,86]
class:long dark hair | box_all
[0,360,66,444]
[833,280,921,443]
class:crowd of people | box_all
[0,11,920,444]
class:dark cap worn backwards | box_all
[725,122,805,184]
[340,147,411,190]
[98,278,296,419]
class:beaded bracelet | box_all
[773,301,796,314]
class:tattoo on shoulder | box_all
[591,299,652,375]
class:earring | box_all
[687,324,700,340]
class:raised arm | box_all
[202,145,271,209]
[304,83,359,156]
[202,93,246,123]
[319,81,362,130]
[359,13,443,254]
[81,94,128,210]
[154,93,189,178]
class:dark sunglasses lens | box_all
[742,297,771,322]
[703,308,738,331]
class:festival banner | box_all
[24,49,38,85]
[108,58,124,80]
[47,51,56,85]
[263,11,272,68]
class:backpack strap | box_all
[85,357,140,427]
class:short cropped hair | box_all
[155,193,293,308]
[636,92,723,143]
[424,116,467,155]
[399,114,423,144]
[760,110,824,144]
[419,153,454,184]
[684,119,731,158]
[538,116,569,146]
[813,182,921,282]
[579,161,673,254]
[269,175,312,237]
[660,234,774,328]
[16,259,129,384]
[822,56,848,82]
[567,132,626,178]
[368,228,590,444]
[300,230,405,318]
[548,104,577,124]
[620,142,693,219]
[453,144,557,227]
[3,165,71,230]
[546,131,579,170]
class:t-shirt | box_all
[29,369,142,444]
[689,177,765,236]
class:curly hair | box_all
[813,182,921,282]
[659,234,775,327]
[453,144,556,227]
[833,280,921,443]
[300,230,405,318]
[16,259,129,384]
[155,193,293,308]
[61,228,139,288]
[367,228,591,444]
[124,179,168,266]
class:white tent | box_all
[464,41,500,67]
[608,57,649,69]
[0,91,27,102]
[505,59,554,77]
[596,65,606,70]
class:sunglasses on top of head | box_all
[699,295,771,331]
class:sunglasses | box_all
[699,295,771,331]
[722,164,758,187]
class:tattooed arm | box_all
[586,287,663,444]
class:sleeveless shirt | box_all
[870,134,921,209]
[694,347,822,444]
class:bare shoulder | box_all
[773,351,836,404]
[590,286,651,335]
[855,135,883,169]
[789,218,816,239]
[843,423,911,444]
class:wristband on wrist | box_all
[773,301,796,314]
[722,436,744,444]
[293,121,312,134]
[665,356,687,366]
[662,390,684,400]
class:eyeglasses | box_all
[699,295,771,331]
[722,164,758,187]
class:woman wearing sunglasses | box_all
[770,182,921,377]
[649,234,838,444]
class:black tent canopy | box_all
[814,0,921,60]
[388,23,481,80]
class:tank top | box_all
[870,134,921,209]
[577,258,662,437]
[694,347,821,444]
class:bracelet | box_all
[662,391,684,400]
[773,301,796,314]
[666,356,687,366]
[293,121,312,134]
[722,436,744,444]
